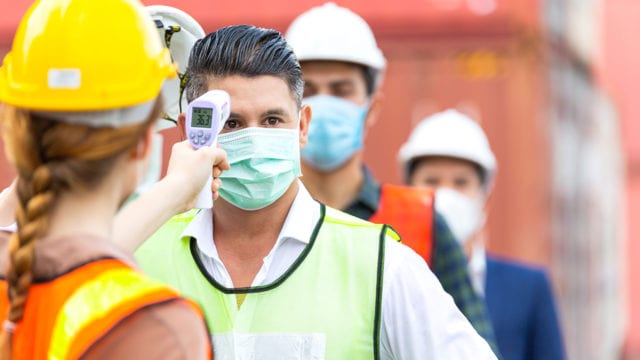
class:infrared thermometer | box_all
[186,90,230,209]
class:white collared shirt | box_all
[469,243,488,297]
[184,181,496,359]
[0,223,17,233]
[0,185,17,233]
[184,182,320,288]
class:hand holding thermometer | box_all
[186,90,230,209]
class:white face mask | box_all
[434,188,485,246]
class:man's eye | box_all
[454,178,469,188]
[334,88,353,99]
[424,178,440,187]
[225,120,239,129]
[265,117,280,126]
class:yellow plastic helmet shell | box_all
[0,0,177,112]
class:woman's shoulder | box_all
[82,298,210,359]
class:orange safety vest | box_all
[0,258,211,359]
[369,184,434,265]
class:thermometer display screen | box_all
[191,107,213,128]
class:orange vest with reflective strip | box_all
[0,258,211,359]
[369,184,434,265]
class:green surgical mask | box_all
[217,127,301,210]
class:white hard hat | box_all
[285,3,386,72]
[147,5,205,130]
[398,109,497,189]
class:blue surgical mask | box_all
[217,127,301,211]
[302,95,368,171]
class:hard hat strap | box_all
[178,73,188,114]
[163,25,181,50]
[158,71,187,125]
[153,20,188,122]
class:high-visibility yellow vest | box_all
[137,204,399,359]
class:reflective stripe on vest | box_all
[137,205,398,359]
[369,184,434,265]
[49,267,181,359]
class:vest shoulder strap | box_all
[48,265,184,359]
[325,205,401,241]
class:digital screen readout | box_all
[191,107,213,128]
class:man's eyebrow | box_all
[228,112,244,119]
[261,108,287,117]
[329,79,355,88]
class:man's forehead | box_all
[418,156,480,171]
[207,75,280,92]
[301,61,364,79]
[206,75,297,110]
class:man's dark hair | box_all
[185,25,304,107]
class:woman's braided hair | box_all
[0,100,160,358]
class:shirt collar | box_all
[182,208,215,258]
[0,186,17,233]
[0,223,17,233]
[276,181,319,245]
[181,180,320,259]
[469,242,487,296]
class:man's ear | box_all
[298,104,312,148]
[132,125,155,160]
[177,113,187,138]
[363,91,384,135]
[482,183,494,211]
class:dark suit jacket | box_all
[485,255,566,360]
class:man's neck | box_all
[212,181,298,287]
[301,154,364,210]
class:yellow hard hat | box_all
[0,0,177,112]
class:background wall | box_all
[1,0,638,358]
